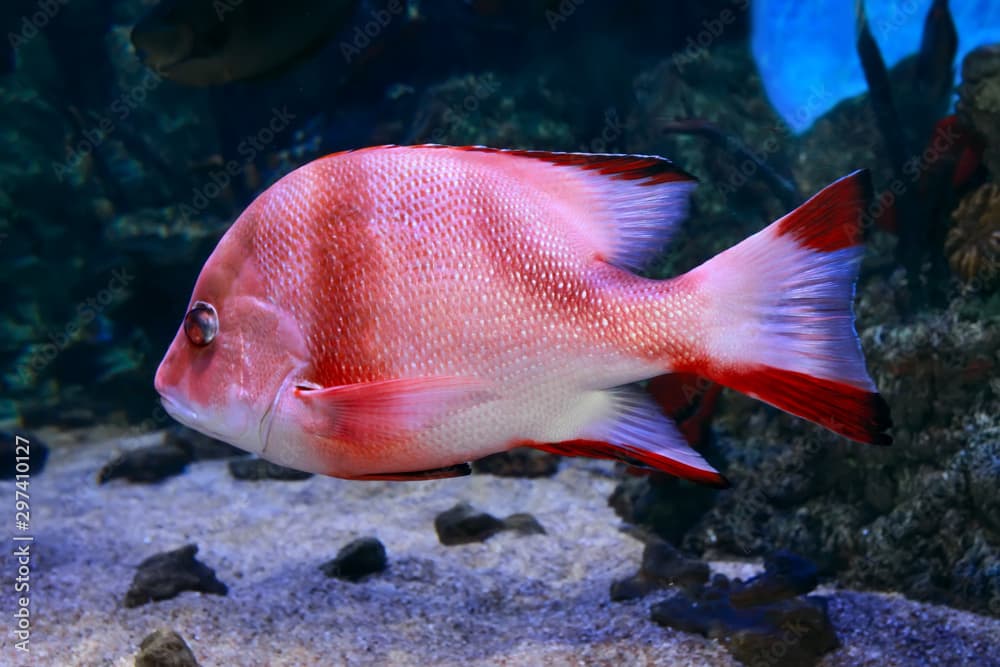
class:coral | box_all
[947,182,1000,289]
[621,282,1000,617]
[958,43,1000,178]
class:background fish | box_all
[154,145,891,486]
[131,0,363,86]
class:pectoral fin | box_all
[295,376,491,441]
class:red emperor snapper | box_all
[154,145,892,486]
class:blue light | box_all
[752,0,1000,133]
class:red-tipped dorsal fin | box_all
[526,386,728,488]
[344,144,698,272]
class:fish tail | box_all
[678,170,892,445]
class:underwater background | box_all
[1,0,999,665]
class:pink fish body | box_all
[155,145,891,485]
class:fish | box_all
[154,145,892,487]
[130,0,363,86]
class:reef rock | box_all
[650,553,837,667]
[958,43,1000,178]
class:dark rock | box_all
[164,425,248,461]
[98,444,191,484]
[472,448,560,478]
[641,541,711,589]
[650,567,837,667]
[435,503,506,546]
[609,473,718,544]
[0,430,49,479]
[434,503,545,546]
[135,629,200,667]
[610,538,709,601]
[729,549,819,608]
[501,513,547,535]
[320,537,388,582]
[609,576,659,602]
[124,544,228,608]
[228,458,313,481]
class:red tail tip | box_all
[775,170,874,251]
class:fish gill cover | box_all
[752,0,1000,132]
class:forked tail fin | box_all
[681,170,892,445]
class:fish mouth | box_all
[159,393,199,426]
[158,393,231,444]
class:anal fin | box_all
[527,387,729,488]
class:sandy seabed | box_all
[1,427,998,667]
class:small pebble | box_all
[435,503,546,545]
[98,444,190,484]
[228,458,313,481]
[165,425,248,461]
[134,628,200,667]
[320,537,388,581]
[472,448,560,477]
[125,544,228,608]
[435,503,506,545]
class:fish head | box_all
[154,205,310,455]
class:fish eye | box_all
[184,301,218,347]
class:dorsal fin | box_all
[348,145,698,272]
[455,146,698,272]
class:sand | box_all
[1,427,998,667]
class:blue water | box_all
[752,0,1000,132]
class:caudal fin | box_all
[682,170,892,445]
